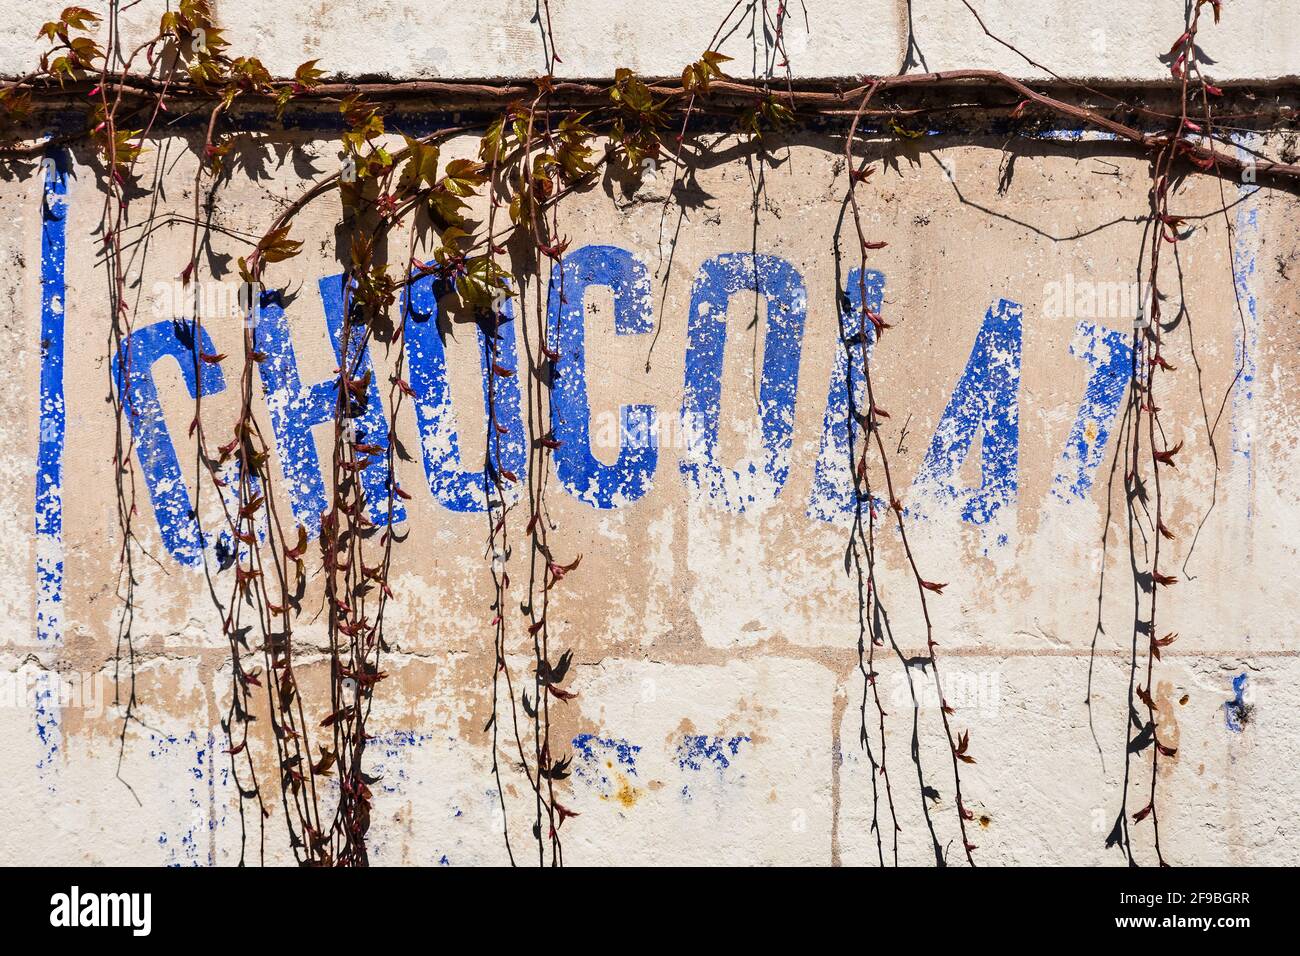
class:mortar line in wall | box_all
[5,645,1290,671]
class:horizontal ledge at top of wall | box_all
[8,79,1299,186]
[8,72,1300,113]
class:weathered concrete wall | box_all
[1,2,1298,866]
[2,0,1298,82]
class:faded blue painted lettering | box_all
[1050,321,1131,502]
[807,269,885,523]
[256,276,404,535]
[405,273,526,511]
[909,298,1022,527]
[679,253,807,512]
[114,321,228,565]
[547,245,657,508]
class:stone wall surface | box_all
[2,1,1298,82]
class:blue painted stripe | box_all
[35,146,69,775]
[1230,134,1259,524]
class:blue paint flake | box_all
[362,730,435,798]
[1224,673,1252,733]
[573,733,640,772]
[154,730,224,867]
[572,734,641,794]
[676,734,751,772]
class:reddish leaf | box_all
[320,705,354,728]
[1153,440,1183,467]
[538,237,570,259]
[954,729,975,763]
[284,525,308,559]
[1149,353,1176,371]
